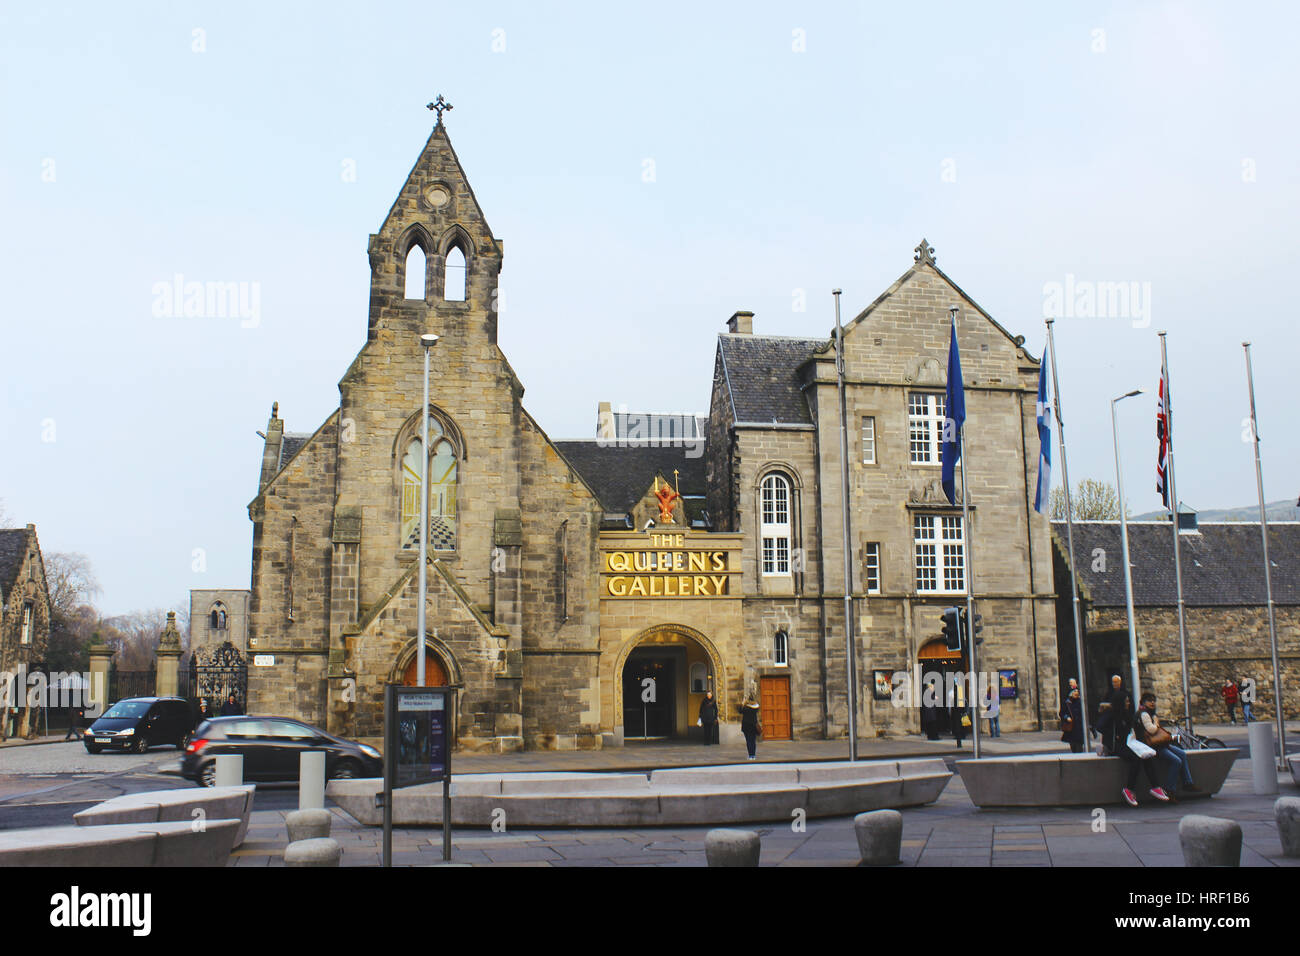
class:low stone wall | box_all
[0,819,242,867]
[958,749,1238,807]
[327,758,952,827]
[73,785,255,847]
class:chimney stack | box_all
[727,311,754,335]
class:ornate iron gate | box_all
[188,642,247,718]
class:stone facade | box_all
[0,524,51,738]
[189,589,250,654]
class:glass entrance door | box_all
[622,653,676,739]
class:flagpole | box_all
[950,307,981,760]
[1158,331,1193,734]
[1045,320,1091,747]
[834,289,859,761]
[1243,342,1287,770]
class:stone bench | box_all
[958,749,1238,807]
[73,785,256,847]
[326,758,952,827]
[0,819,242,867]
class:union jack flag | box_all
[1156,365,1171,508]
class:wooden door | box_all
[759,676,792,740]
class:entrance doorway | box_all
[759,676,792,739]
[917,638,968,739]
[622,651,676,738]
[402,652,448,687]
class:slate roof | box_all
[554,442,708,514]
[279,433,312,469]
[0,528,31,602]
[718,335,826,425]
[1053,521,1300,607]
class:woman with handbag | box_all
[1138,692,1198,799]
[1059,686,1084,752]
[1115,691,1167,806]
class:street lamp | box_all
[1111,388,1144,700]
[417,333,439,686]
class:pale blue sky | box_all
[2,1,1296,615]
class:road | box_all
[0,740,299,829]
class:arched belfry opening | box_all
[404,244,427,300]
[443,245,466,301]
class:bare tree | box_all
[44,553,101,616]
[1049,479,1125,520]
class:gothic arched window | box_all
[444,246,466,301]
[209,603,228,630]
[401,416,458,550]
[773,630,789,666]
[404,244,427,300]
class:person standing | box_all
[1060,686,1084,753]
[64,705,85,741]
[1221,679,1238,724]
[195,698,213,729]
[219,694,241,716]
[739,693,762,760]
[1237,678,1253,723]
[983,681,1001,738]
[1094,674,1126,754]
[698,691,718,745]
[950,679,969,749]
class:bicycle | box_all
[1168,718,1226,750]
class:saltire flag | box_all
[1033,350,1051,513]
[1156,364,1171,508]
[941,315,966,505]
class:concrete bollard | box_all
[1275,797,1300,857]
[705,829,761,867]
[284,837,341,867]
[1178,815,1242,867]
[854,809,903,866]
[286,808,332,842]
[1248,722,1278,795]
[214,754,243,788]
[299,751,326,810]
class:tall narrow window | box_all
[21,602,33,644]
[864,542,881,594]
[401,417,458,550]
[861,416,876,465]
[773,630,789,666]
[444,246,466,301]
[210,604,228,630]
[760,473,791,576]
[404,245,427,300]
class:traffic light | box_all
[941,607,962,652]
[970,612,984,646]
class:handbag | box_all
[1126,731,1156,760]
[696,718,702,727]
[1059,715,1073,733]
[960,713,971,728]
[1147,726,1173,749]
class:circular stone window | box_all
[423,184,450,208]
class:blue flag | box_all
[941,316,965,505]
[1034,350,1051,513]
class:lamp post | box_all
[1111,389,1144,698]
[417,332,440,685]
[833,289,859,761]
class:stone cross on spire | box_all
[426,95,453,127]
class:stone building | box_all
[243,117,1061,749]
[1053,518,1300,722]
[0,524,51,738]
[189,589,250,655]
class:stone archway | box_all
[387,636,463,688]
[612,624,726,740]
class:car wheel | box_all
[330,759,362,780]
[85,744,101,755]
[199,762,217,787]
[132,735,149,754]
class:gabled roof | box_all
[554,442,708,513]
[279,433,312,470]
[0,528,30,601]
[1052,521,1300,607]
[717,335,826,426]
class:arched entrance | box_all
[918,638,968,739]
[615,625,723,742]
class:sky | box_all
[1,1,1297,616]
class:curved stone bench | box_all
[326,758,952,828]
[73,785,256,848]
[0,819,242,867]
[958,749,1238,807]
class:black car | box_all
[181,716,383,787]
[84,697,192,754]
